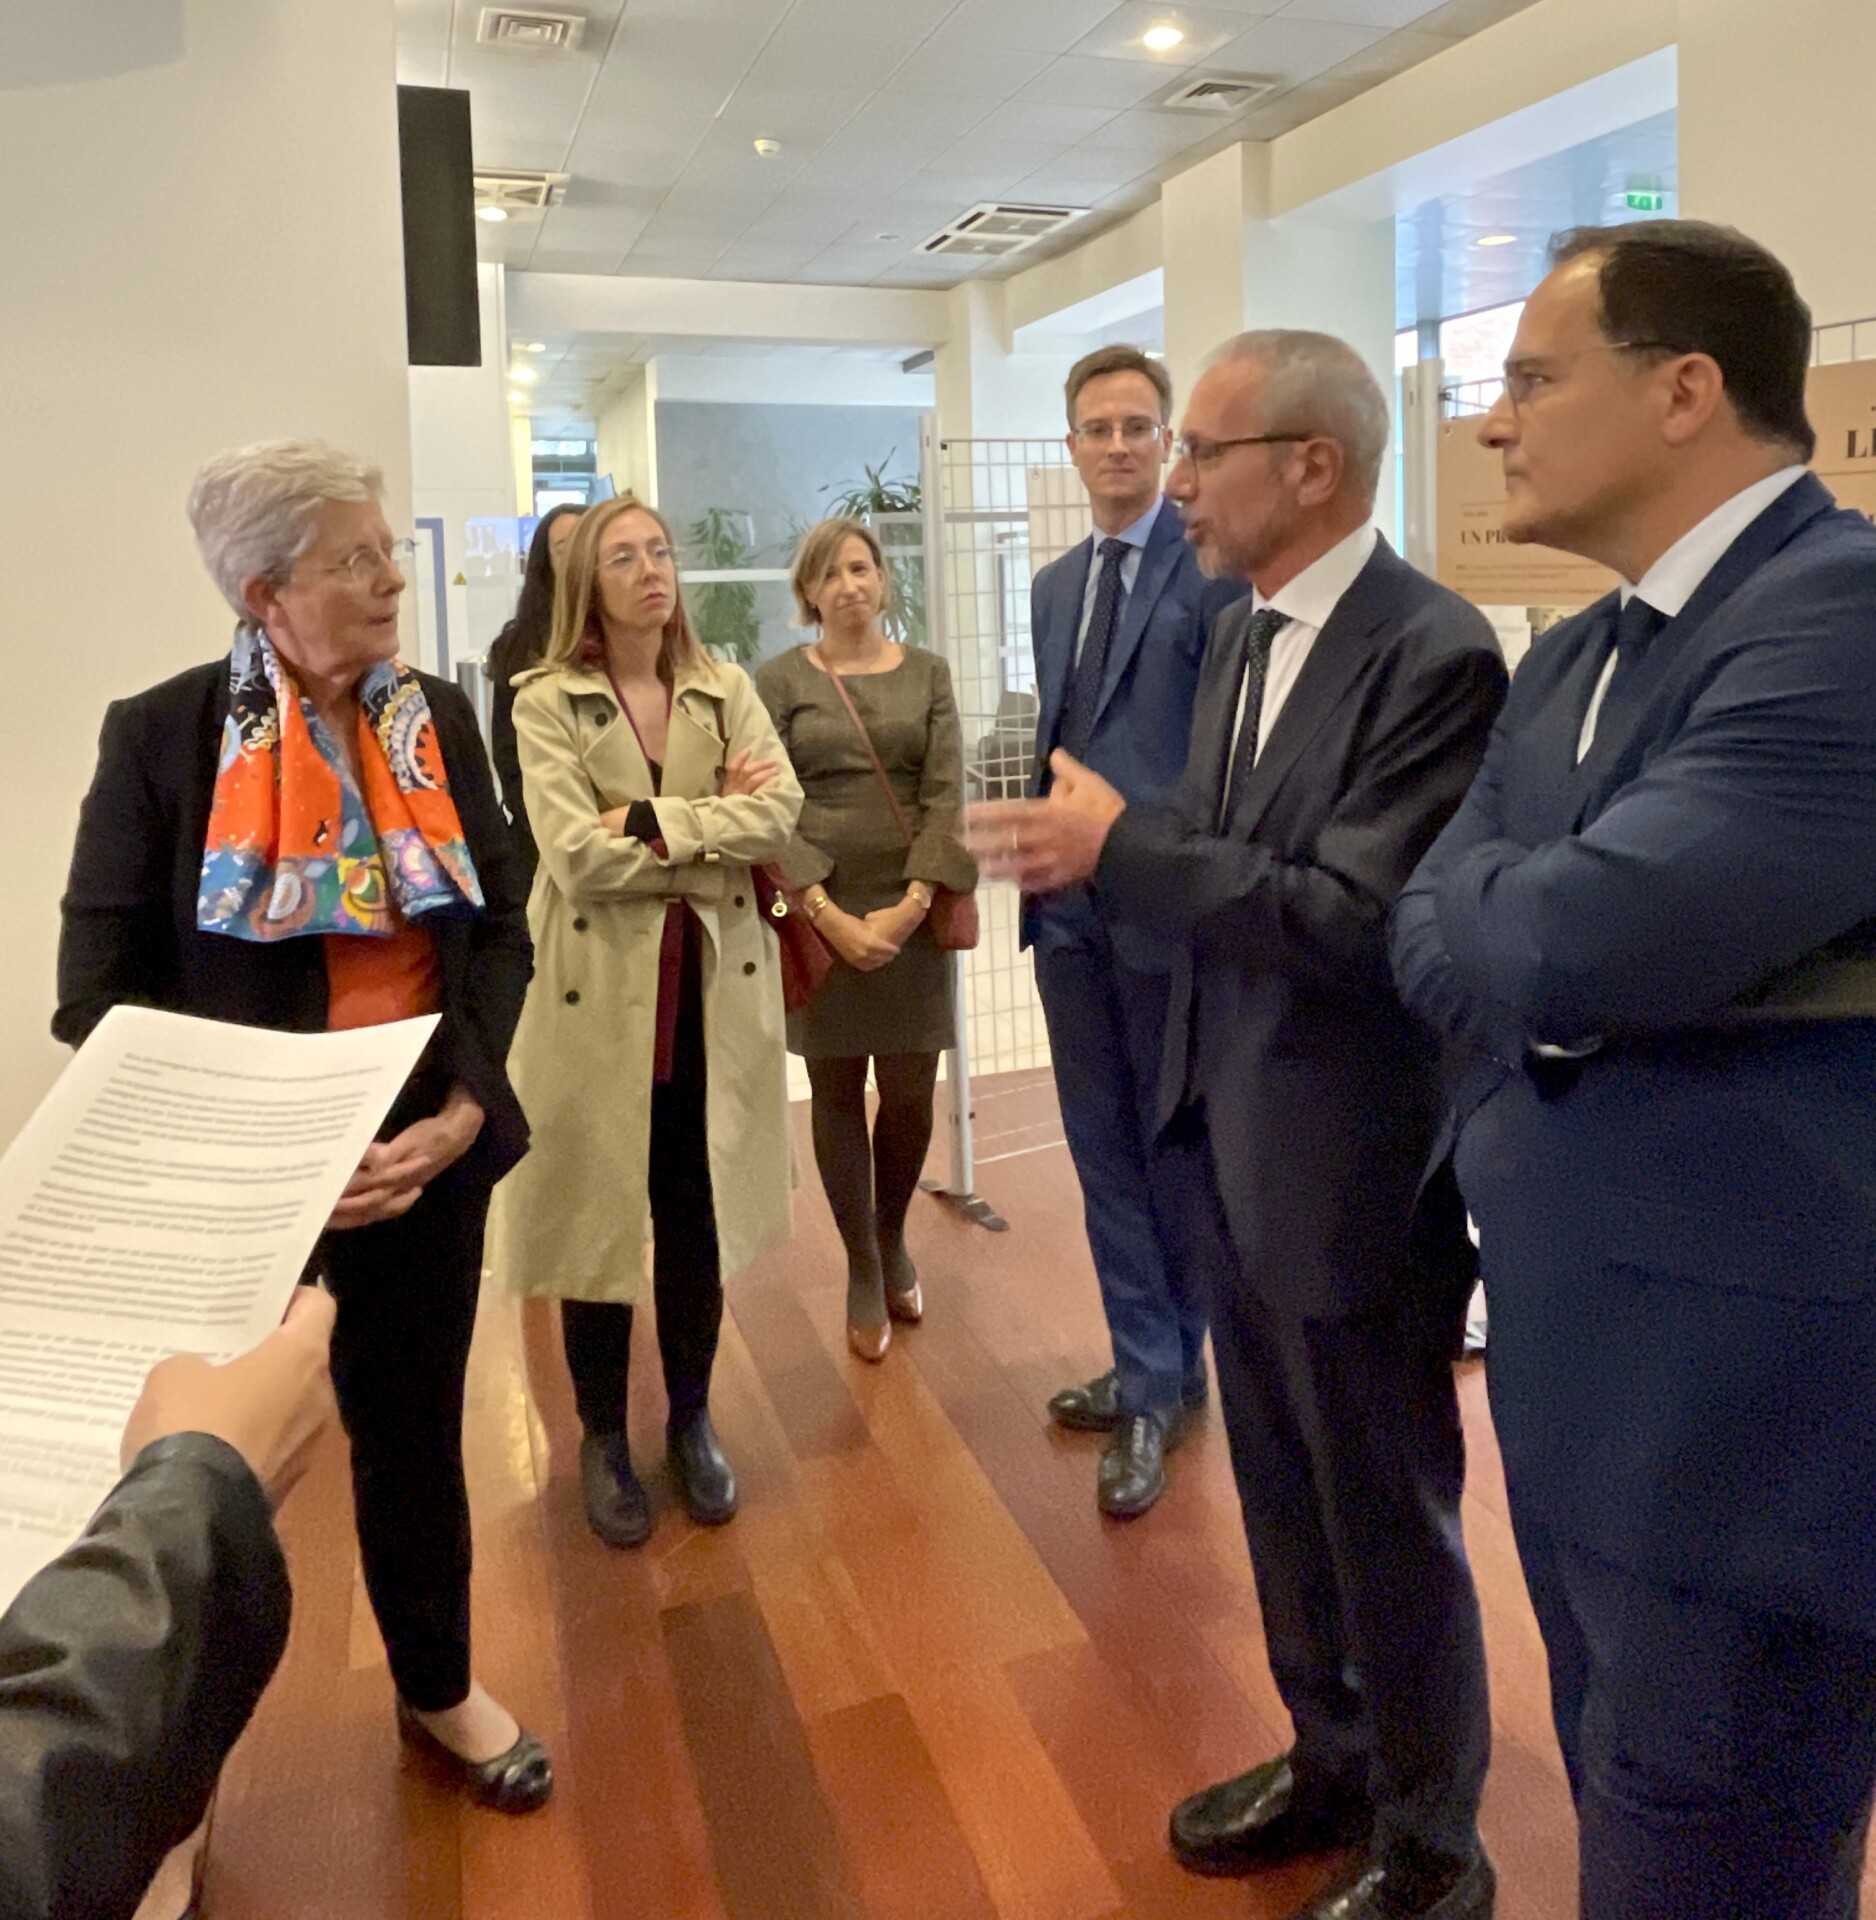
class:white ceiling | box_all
[1396,109,1678,327]
[395,0,1542,292]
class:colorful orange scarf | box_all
[197,627,482,941]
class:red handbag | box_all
[752,863,834,1012]
[815,652,980,952]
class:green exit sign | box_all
[1626,189,1667,211]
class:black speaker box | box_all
[397,85,481,368]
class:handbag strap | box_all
[811,645,916,850]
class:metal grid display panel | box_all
[924,425,1092,1169]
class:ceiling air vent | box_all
[920,203,1086,260]
[474,170,570,214]
[1156,72,1279,114]
[476,8,587,51]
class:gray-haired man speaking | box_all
[971,330,1506,1920]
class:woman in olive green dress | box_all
[755,519,976,1362]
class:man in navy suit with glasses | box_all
[1023,345,1245,1519]
[1394,220,1876,1920]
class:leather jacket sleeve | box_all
[0,1435,291,1920]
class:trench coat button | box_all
[564,989,581,1005]
[733,894,745,909]
[594,711,611,726]
[742,961,757,976]
[573,916,589,931]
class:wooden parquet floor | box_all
[202,1075,1875,1919]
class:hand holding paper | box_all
[120,1287,338,1508]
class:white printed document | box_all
[0,1005,439,1607]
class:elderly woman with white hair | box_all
[55,439,552,1816]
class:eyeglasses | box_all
[319,537,416,586]
[1499,340,1678,410]
[1171,432,1315,471]
[1072,418,1166,448]
[599,542,675,573]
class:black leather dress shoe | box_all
[1170,1754,1373,1876]
[396,1700,555,1815]
[580,1433,651,1548]
[668,1411,738,1525]
[1097,1412,1171,1518]
[1049,1367,1209,1433]
[1291,1842,1495,1919]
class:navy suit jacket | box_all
[1022,497,1244,971]
[1099,538,1507,1318]
[1391,472,1876,1635]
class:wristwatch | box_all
[803,891,831,922]
[906,881,934,911]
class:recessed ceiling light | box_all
[477,205,510,224]
[523,341,548,353]
[1477,232,1517,247]
[1142,23,1186,51]
[509,365,539,383]
[753,137,781,158]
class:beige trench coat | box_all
[489,652,803,1305]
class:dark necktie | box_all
[1056,536,1130,762]
[1584,595,1667,757]
[1221,606,1289,823]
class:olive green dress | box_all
[755,644,977,1059]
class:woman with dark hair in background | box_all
[487,503,582,878]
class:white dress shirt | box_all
[1073,495,1161,664]
[1575,464,1808,762]
[1225,522,1380,777]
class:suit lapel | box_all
[1575,471,1840,790]
[1225,544,1397,839]
[1034,540,1091,752]
[1092,498,1181,729]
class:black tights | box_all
[560,936,722,1441]
[805,1051,940,1325]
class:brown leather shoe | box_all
[886,1279,924,1323]
[847,1320,891,1362]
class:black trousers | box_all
[319,1154,487,1713]
[1181,1123,1490,1859]
[561,950,722,1439]
[1512,1510,1876,1920]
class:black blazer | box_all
[0,1436,289,1920]
[55,659,532,1188]
[486,619,540,882]
[1097,538,1507,1319]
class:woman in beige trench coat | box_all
[490,496,801,1550]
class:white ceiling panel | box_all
[883,36,1055,99]
[1277,0,1450,25]
[415,0,1548,294]
[935,0,1132,56]
[969,99,1122,148]
[1215,12,1388,81]
[744,22,923,93]
[1068,3,1259,64]
[836,87,1001,146]
[392,0,453,50]
[1014,53,1184,108]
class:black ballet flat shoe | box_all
[395,1699,555,1815]
[667,1410,739,1525]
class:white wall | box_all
[1679,0,1876,328]
[597,369,659,504]
[410,264,519,673]
[0,0,412,1139]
